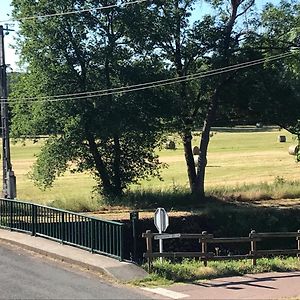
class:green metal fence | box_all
[0,198,124,260]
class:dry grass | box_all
[3,129,300,210]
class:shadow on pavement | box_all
[192,272,300,291]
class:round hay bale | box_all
[209,132,214,137]
[278,135,286,143]
[288,145,299,155]
[193,146,200,155]
[165,140,176,150]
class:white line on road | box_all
[141,287,189,299]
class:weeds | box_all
[134,257,300,286]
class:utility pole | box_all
[0,24,16,199]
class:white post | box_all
[159,229,163,263]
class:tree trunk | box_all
[182,129,197,192]
[195,91,219,198]
[112,134,122,196]
[87,135,114,196]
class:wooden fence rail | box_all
[142,229,300,272]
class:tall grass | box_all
[134,257,300,286]
[207,176,300,202]
[33,176,300,212]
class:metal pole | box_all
[0,25,16,199]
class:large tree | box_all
[129,0,262,197]
[11,0,172,197]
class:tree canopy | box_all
[11,0,174,197]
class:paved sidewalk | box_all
[143,272,300,299]
[0,228,148,282]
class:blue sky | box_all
[0,0,281,71]
[1,0,17,70]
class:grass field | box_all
[3,128,300,209]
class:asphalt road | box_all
[0,242,150,299]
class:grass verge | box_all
[133,257,300,286]
[103,177,300,211]
[37,176,300,212]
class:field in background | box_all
[137,128,299,190]
[2,128,300,210]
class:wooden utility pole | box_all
[0,24,16,199]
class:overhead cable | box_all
[0,0,147,23]
[3,51,295,104]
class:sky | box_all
[1,0,17,70]
[0,0,281,71]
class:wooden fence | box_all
[142,230,300,272]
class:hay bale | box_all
[193,146,200,155]
[165,140,176,150]
[288,145,299,155]
[278,135,286,143]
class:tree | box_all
[257,0,300,159]
[129,0,260,197]
[11,0,172,197]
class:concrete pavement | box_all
[143,272,300,299]
[0,228,148,282]
[0,242,151,299]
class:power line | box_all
[5,51,295,103]
[0,0,148,24]
[8,52,290,101]
[4,51,295,104]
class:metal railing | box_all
[0,198,124,260]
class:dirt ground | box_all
[86,198,300,221]
[87,208,193,221]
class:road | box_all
[0,242,149,299]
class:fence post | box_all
[201,231,208,267]
[9,200,13,230]
[145,230,153,272]
[31,204,37,236]
[61,212,65,244]
[90,219,95,253]
[130,211,139,263]
[119,225,125,261]
[250,230,257,266]
[297,230,300,260]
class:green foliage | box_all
[10,0,172,197]
[105,187,197,208]
[256,1,300,131]
[10,0,300,200]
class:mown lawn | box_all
[137,129,298,190]
[3,128,300,210]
